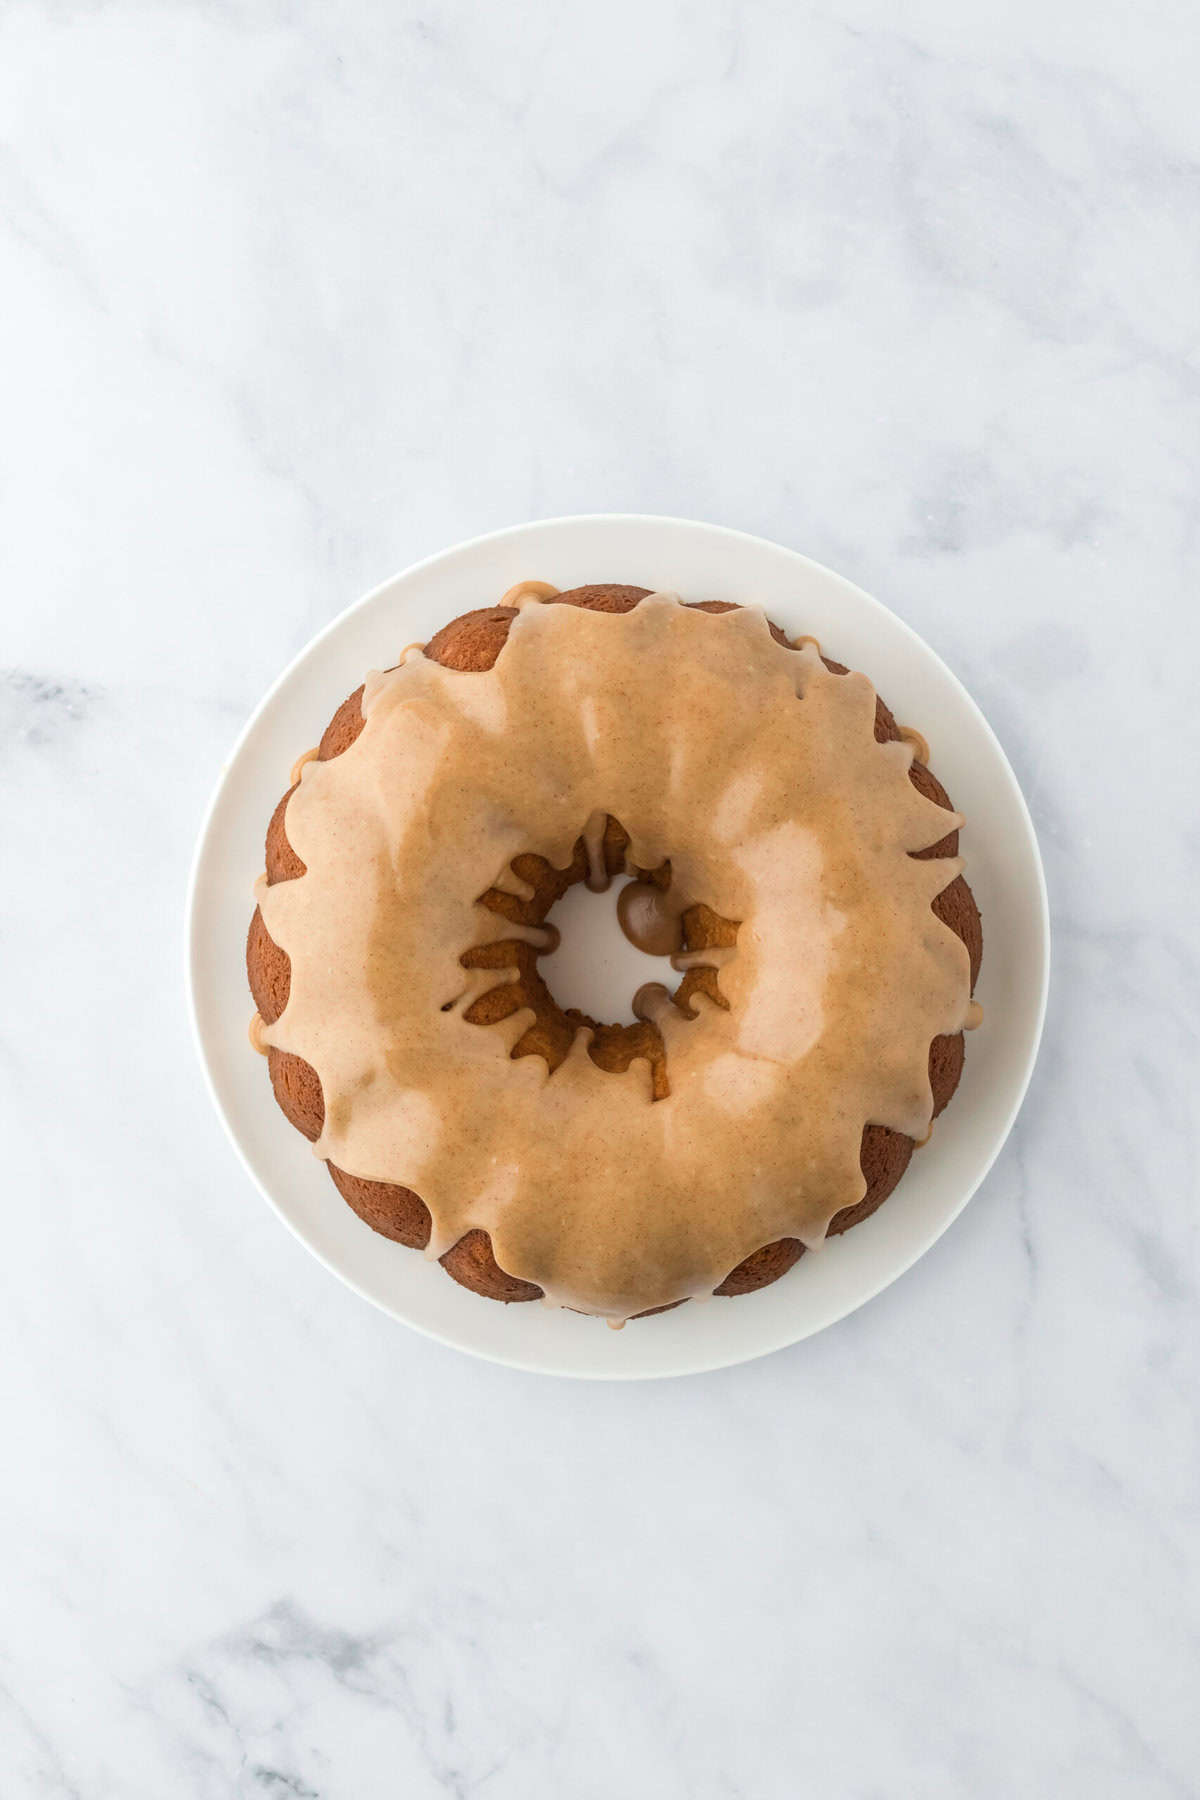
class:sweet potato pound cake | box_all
[247,584,982,1324]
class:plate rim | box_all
[186,513,1051,1380]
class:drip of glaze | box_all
[490,867,538,902]
[914,1121,933,1148]
[965,999,983,1030]
[499,579,561,609]
[249,1012,270,1055]
[670,944,737,973]
[632,981,675,1024]
[617,880,684,957]
[490,920,561,954]
[899,725,930,765]
[793,633,821,653]
[290,746,320,786]
[582,810,610,892]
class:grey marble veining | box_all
[2,1,1198,1794]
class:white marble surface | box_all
[2,1,1197,1793]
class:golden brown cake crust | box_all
[246,583,982,1311]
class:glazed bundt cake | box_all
[247,583,982,1322]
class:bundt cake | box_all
[247,582,982,1323]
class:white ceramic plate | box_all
[188,516,1049,1379]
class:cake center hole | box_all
[539,879,681,1025]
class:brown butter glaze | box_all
[253,583,978,1317]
